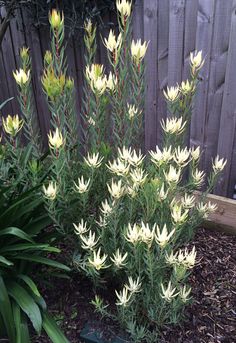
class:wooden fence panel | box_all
[0,0,236,198]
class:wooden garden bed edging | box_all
[195,192,236,235]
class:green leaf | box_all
[12,302,22,343]
[42,312,69,343]
[7,281,42,334]
[0,227,34,243]
[0,243,59,253]
[0,255,14,266]
[0,276,16,342]
[18,275,41,297]
[14,254,71,272]
[0,97,14,111]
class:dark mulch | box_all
[35,228,236,343]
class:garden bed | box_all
[36,227,236,343]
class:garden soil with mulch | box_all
[35,228,236,343]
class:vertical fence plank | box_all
[215,0,236,196]
[156,0,169,146]
[190,0,215,166]
[144,0,158,151]
[168,0,185,86]
[203,0,232,179]
[132,0,144,40]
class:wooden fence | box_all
[0,0,236,198]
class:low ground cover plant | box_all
[0,0,227,342]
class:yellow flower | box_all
[104,30,122,53]
[74,176,90,194]
[48,128,64,149]
[190,50,204,74]
[20,47,29,60]
[155,224,175,248]
[84,152,104,168]
[86,64,104,82]
[84,19,93,34]
[2,114,23,137]
[131,39,148,65]
[13,69,30,86]
[49,9,64,29]
[44,50,53,65]
[42,69,66,98]
[163,86,179,102]
[212,155,227,173]
[116,0,132,18]
[42,181,57,201]
[88,247,107,270]
[140,222,155,245]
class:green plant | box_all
[0,181,70,343]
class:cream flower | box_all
[81,231,99,250]
[73,219,89,235]
[42,181,57,201]
[163,86,179,102]
[160,281,179,302]
[207,201,217,213]
[107,158,129,176]
[131,39,148,65]
[49,9,64,29]
[190,50,204,74]
[130,168,147,186]
[104,30,122,53]
[125,276,141,293]
[74,176,90,193]
[164,165,181,184]
[140,222,155,245]
[179,285,191,303]
[155,224,175,248]
[128,150,144,166]
[158,184,168,201]
[165,250,178,265]
[127,103,138,119]
[115,287,131,307]
[149,146,172,165]
[192,169,205,187]
[174,147,190,167]
[180,80,195,94]
[48,128,64,149]
[100,199,114,215]
[106,72,118,92]
[125,223,140,245]
[2,114,24,137]
[91,76,107,95]
[116,0,132,18]
[212,155,227,173]
[84,152,104,168]
[181,194,195,209]
[171,204,189,224]
[13,68,30,85]
[107,179,124,199]
[86,64,104,81]
[161,117,186,135]
[110,249,128,268]
[191,146,200,161]
[88,247,107,270]
[118,146,132,162]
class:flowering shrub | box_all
[0,0,227,342]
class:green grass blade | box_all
[42,312,69,343]
[0,276,16,342]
